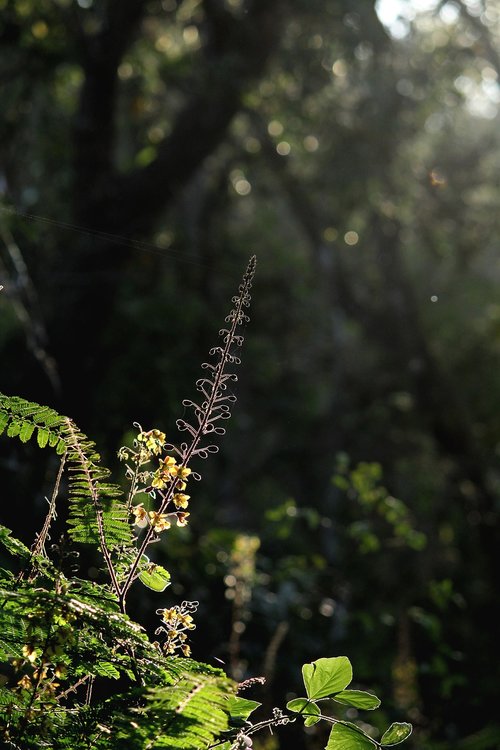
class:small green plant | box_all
[0,260,412,749]
[221,656,412,749]
[333,457,426,554]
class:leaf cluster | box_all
[286,657,412,749]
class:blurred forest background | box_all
[1,0,500,747]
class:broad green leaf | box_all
[286,698,321,725]
[226,695,261,721]
[326,722,376,750]
[37,427,49,448]
[287,697,312,712]
[380,722,413,745]
[333,690,381,710]
[302,657,352,700]
[138,564,171,592]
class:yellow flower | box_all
[131,504,148,528]
[181,643,191,657]
[152,456,178,488]
[160,608,177,624]
[160,455,177,471]
[176,512,190,527]
[43,680,60,697]
[22,644,38,663]
[149,511,171,532]
[151,471,169,489]
[17,675,32,690]
[33,665,49,681]
[137,429,167,455]
[173,493,190,509]
[177,612,195,629]
[171,465,191,480]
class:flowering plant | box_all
[0,261,411,749]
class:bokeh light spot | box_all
[344,231,359,245]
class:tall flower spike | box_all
[119,257,256,608]
[175,255,256,466]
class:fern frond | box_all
[0,589,29,660]
[0,524,32,562]
[0,394,66,453]
[144,669,235,749]
[0,393,133,558]
[107,661,236,749]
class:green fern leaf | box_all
[36,426,49,448]
[19,421,35,443]
[6,420,21,438]
[0,393,133,552]
[0,524,31,561]
[93,661,122,679]
[139,665,236,749]
[0,410,10,435]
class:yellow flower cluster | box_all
[148,511,171,532]
[131,504,190,531]
[137,429,166,456]
[152,456,192,490]
[159,608,196,630]
[15,630,69,697]
[118,428,168,466]
[155,604,197,657]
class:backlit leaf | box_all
[37,427,49,448]
[302,657,352,700]
[287,697,321,725]
[226,695,261,722]
[19,421,35,443]
[326,722,377,750]
[380,722,413,745]
[333,690,381,710]
[138,565,171,592]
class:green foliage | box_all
[0,268,258,748]
[302,656,353,700]
[287,657,411,749]
[333,459,426,554]
[0,393,132,551]
[0,265,413,749]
